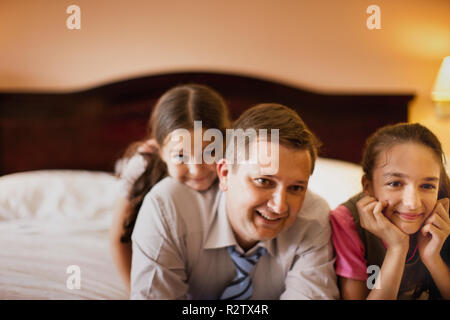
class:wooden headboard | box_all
[0,72,413,175]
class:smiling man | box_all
[130,104,339,299]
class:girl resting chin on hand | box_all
[331,123,450,300]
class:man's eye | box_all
[255,178,271,186]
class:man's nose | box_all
[267,188,288,214]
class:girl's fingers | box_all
[440,197,450,213]
[363,202,378,220]
[422,223,445,240]
[434,199,450,224]
[426,200,450,232]
[372,200,387,222]
[372,202,383,222]
[357,196,377,207]
[426,213,448,231]
[357,197,391,232]
[421,223,431,237]
[374,200,387,215]
[358,201,377,227]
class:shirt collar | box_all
[204,191,275,257]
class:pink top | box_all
[330,205,368,281]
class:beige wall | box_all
[1,0,450,154]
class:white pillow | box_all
[0,170,121,222]
[309,157,363,210]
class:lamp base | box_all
[435,101,450,118]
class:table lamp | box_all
[432,56,450,118]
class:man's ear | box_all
[217,158,230,192]
[361,175,373,196]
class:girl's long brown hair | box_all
[119,84,230,243]
[362,123,450,299]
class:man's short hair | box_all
[227,103,321,173]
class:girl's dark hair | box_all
[119,84,230,243]
[361,122,450,299]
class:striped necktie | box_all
[220,246,267,300]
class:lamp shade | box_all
[432,56,450,101]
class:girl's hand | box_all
[418,198,450,266]
[138,138,159,154]
[356,196,409,251]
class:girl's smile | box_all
[395,211,424,221]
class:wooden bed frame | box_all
[0,71,414,175]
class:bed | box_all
[0,71,413,299]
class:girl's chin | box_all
[393,221,422,235]
[388,214,427,235]
[400,227,421,235]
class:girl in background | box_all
[110,84,230,294]
[331,123,450,299]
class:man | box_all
[130,103,339,299]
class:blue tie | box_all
[220,246,267,300]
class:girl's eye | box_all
[387,181,402,188]
[421,183,437,190]
[172,154,187,163]
[290,185,305,194]
[204,149,216,156]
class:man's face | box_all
[217,139,312,250]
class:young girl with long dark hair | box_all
[110,84,230,294]
[331,123,450,299]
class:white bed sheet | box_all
[0,171,128,299]
[0,220,127,299]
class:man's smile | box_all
[255,209,285,222]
